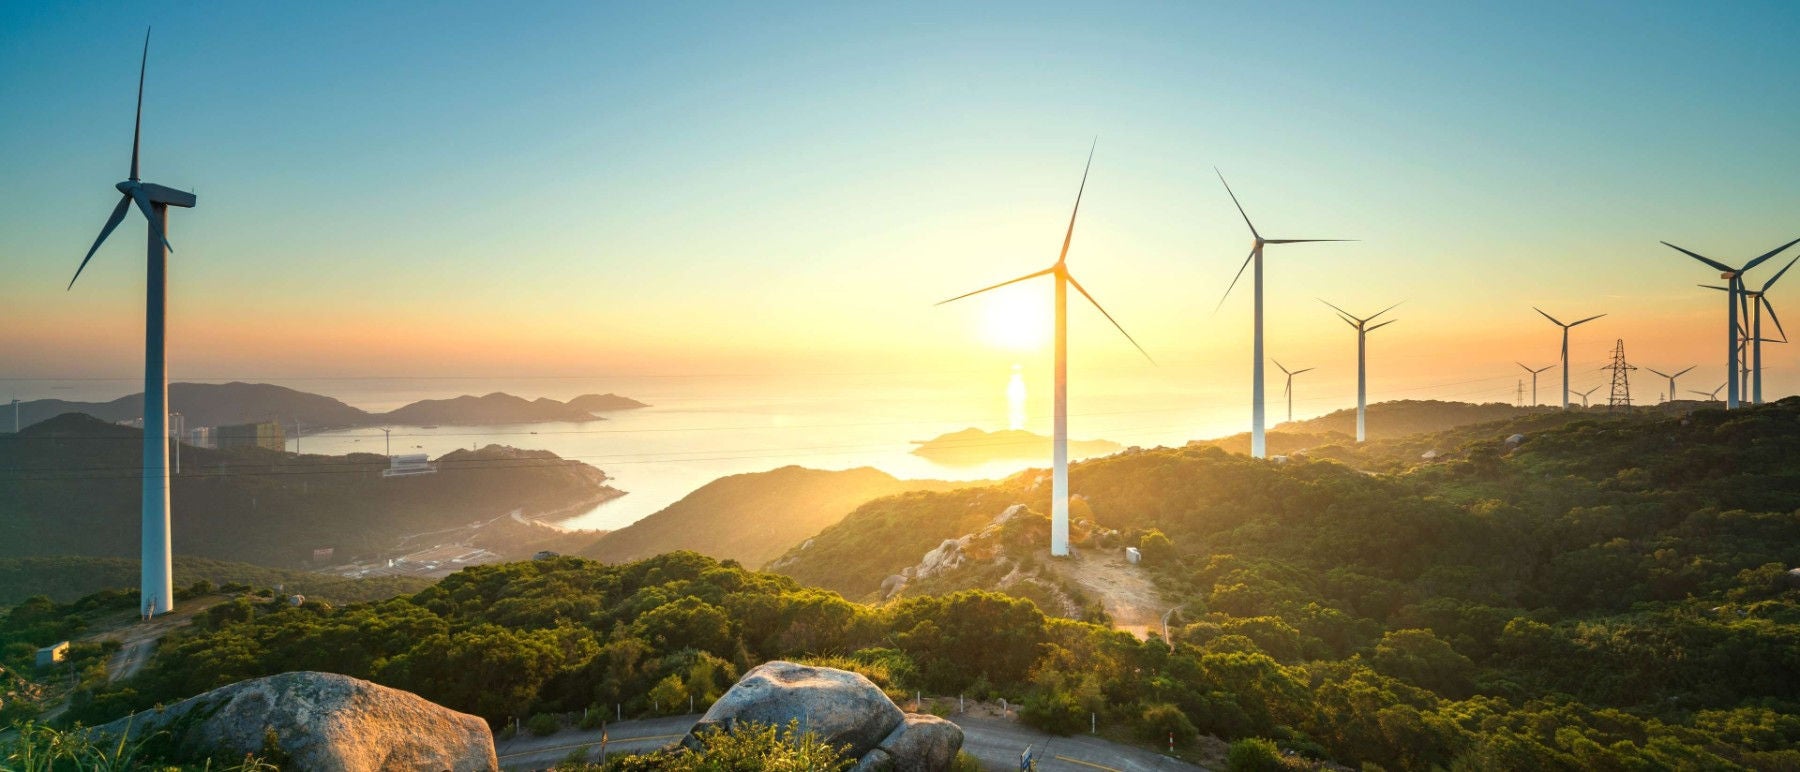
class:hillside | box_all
[0,414,621,567]
[379,392,599,425]
[8,382,652,431]
[9,382,371,431]
[910,427,1122,466]
[0,556,429,606]
[565,393,651,412]
[582,466,974,567]
[1272,399,1555,440]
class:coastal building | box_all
[383,453,437,477]
[35,641,69,668]
[188,426,215,448]
[216,421,285,451]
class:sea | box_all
[296,371,1241,532]
[11,369,1260,532]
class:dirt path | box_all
[1046,547,1169,640]
[91,595,228,682]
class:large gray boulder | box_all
[91,671,496,771]
[684,661,962,771]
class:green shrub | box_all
[528,712,560,737]
[1227,737,1286,772]
[1138,702,1198,746]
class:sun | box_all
[977,283,1051,352]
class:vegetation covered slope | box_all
[582,466,972,567]
[1272,399,1555,440]
[0,414,619,567]
[0,556,429,606]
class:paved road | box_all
[495,713,1205,771]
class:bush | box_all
[1227,737,1286,772]
[528,712,560,737]
[1021,688,1086,736]
[1138,702,1199,746]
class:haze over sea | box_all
[10,363,1524,532]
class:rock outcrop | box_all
[91,671,497,771]
[683,661,961,770]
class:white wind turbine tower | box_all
[1645,366,1696,404]
[1272,360,1314,424]
[1662,238,1799,409]
[938,144,1152,557]
[1214,172,1352,459]
[1532,308,1605,409]
[1320,300,1399,443]
[1516,362,1553,406]
[67,30,195,617]
[1700,253,1795,405]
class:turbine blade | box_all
[1742,236,1800,273]
[70,194,132,289]
[1646,368,1669,378]
[1533,306,1566,326]
[1367,300,1404,322]
[130,187,173,253]
[1674,366,1696,377]
[1215,169,1259,240]
[1661,241,1734,274]
[1213,247,1256,314]
[1318,298,1356,319]
[1273,359,1291,376]
[934,267,1054,306]
[1282,380,1291,399]
[1569,313,1605,327]
[131,28,149,181]
[1067,273,1154,364]
[1761,254,1800,292]
[1517,361,1531,373]
[1367,319,1397,332]
[1056,139,1097,266]
[1294,367,1315,375]
[1697,284,1729,291]
[1764,297,1787,342]
[1263,238,1355,245]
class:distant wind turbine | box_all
[938,143,1151,557]
[1574,385,1601,408]
[1320,300,1399,443]
[1692,383,1726,402]
[1532,308,1605,409]
[1662,238,1800,408]
[67,29,195,617]
[1644,366,1696,404]
[1272,360,1314,424]
[1515,362,1553,406]
[1214,172,1353,459]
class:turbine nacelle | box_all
[117,180,197,208]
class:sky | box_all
[4,1,1800,414]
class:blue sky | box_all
[3,2,1799,402]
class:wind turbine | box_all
[1662,238,1799,409]
[1515,362,1553,406]
[1320,300,1398,443]
[1574,385,1601,408]
[1692,383,1725,402]
[1700,253,1795,404]
[1532,308,1604,409]
[938,144,1151,557]
[1214,172,1352,459]
[1644,366,1696,404]
[1272,359,1314,424]
[67,29,195,617]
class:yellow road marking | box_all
[498,733,684,760]
[1054,755,1123,772]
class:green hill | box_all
[0,555,428,606]
[582,466,973,567]
[1273,399,1555,440]
[0,413,619,567]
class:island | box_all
[910,427,1123,466]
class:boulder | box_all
[682,661,904,760]
[90,671,496,771]
[874,714,963,772]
